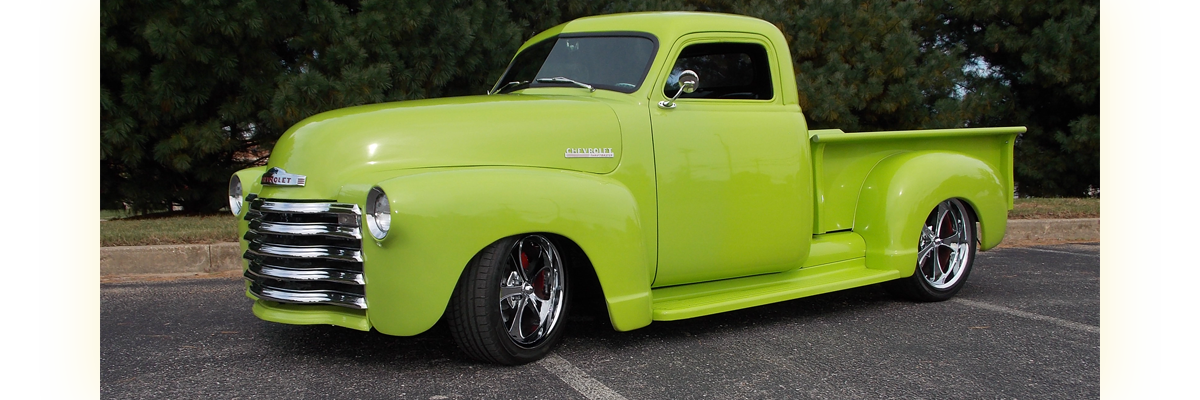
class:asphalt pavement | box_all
[101,243,1099,399]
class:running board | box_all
[650,258,899,321]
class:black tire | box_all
[448,234,570,365]
[884,198,978,302]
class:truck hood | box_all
[262,95,623,198]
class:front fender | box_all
[853,151,1009,277]
[359,167,654,336]
[231,166,268,271]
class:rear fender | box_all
[853,151,1008,276]
[361,168,653,335]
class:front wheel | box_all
[448,234,569,365]
[884,198,978,301]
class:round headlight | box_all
[228,175,243,215]
[366,187,391,240]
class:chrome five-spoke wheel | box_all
[917,198,974,290]
[499,235,566,347]
[448,234,570,365]
[886,198,978,301]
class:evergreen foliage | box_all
[922,0,1100,196]
[101,0,1100,211]
[779,0,970,131]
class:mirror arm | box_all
[658,69,699,109]
[658,87,687,109]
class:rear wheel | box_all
[448,234,569,365]
[885,198,977,301]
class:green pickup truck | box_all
[228,12,1024,365]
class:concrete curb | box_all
[100,242,242,276]
[99,218,1100,276]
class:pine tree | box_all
[101,0,534,212]
[102,0,336,212]
[922,0,1100,196]
[102,1,1099,210]
[781,0,970,131]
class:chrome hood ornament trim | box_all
[260,167,307,187]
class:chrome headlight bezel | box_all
[228,175,243,215]
[365,187,391,240]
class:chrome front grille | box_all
[243,198,367,309]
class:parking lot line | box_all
[1020,247,1100,257]
[539,353,628,400]
[952,298,1100,334]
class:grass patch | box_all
[1009,198,1099,219]
[101,213,238,247]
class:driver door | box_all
[649,33,813,287]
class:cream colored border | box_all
[39,0,100,396]
[1161,0,1190,393]
[1099,0,1166,396]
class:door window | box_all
[663,42,773,100]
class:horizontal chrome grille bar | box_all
[249,220,362,239]
[246,275,367,309]
[246,261,365,285]
[247,242,362,262]
[243,251,362,271]
[244,198,368,310]
[254,199,360,215]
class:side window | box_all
[663,42,773,100]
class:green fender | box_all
[231,166,268,270]
[853,151,1009,277]
[359,167,654,336]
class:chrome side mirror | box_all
[658,70,699,109]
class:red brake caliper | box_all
[938,214,954,274]
[520,246,541,333]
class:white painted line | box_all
[538,353,627,400]
[1020,247,1101,257]
[952,298,1100,334]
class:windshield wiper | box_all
[490,80,529,95]
[535,77,596,92]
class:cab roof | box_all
[519,12,782,53]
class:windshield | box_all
[491,34,658,94]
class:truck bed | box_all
[809,127,1024,235]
